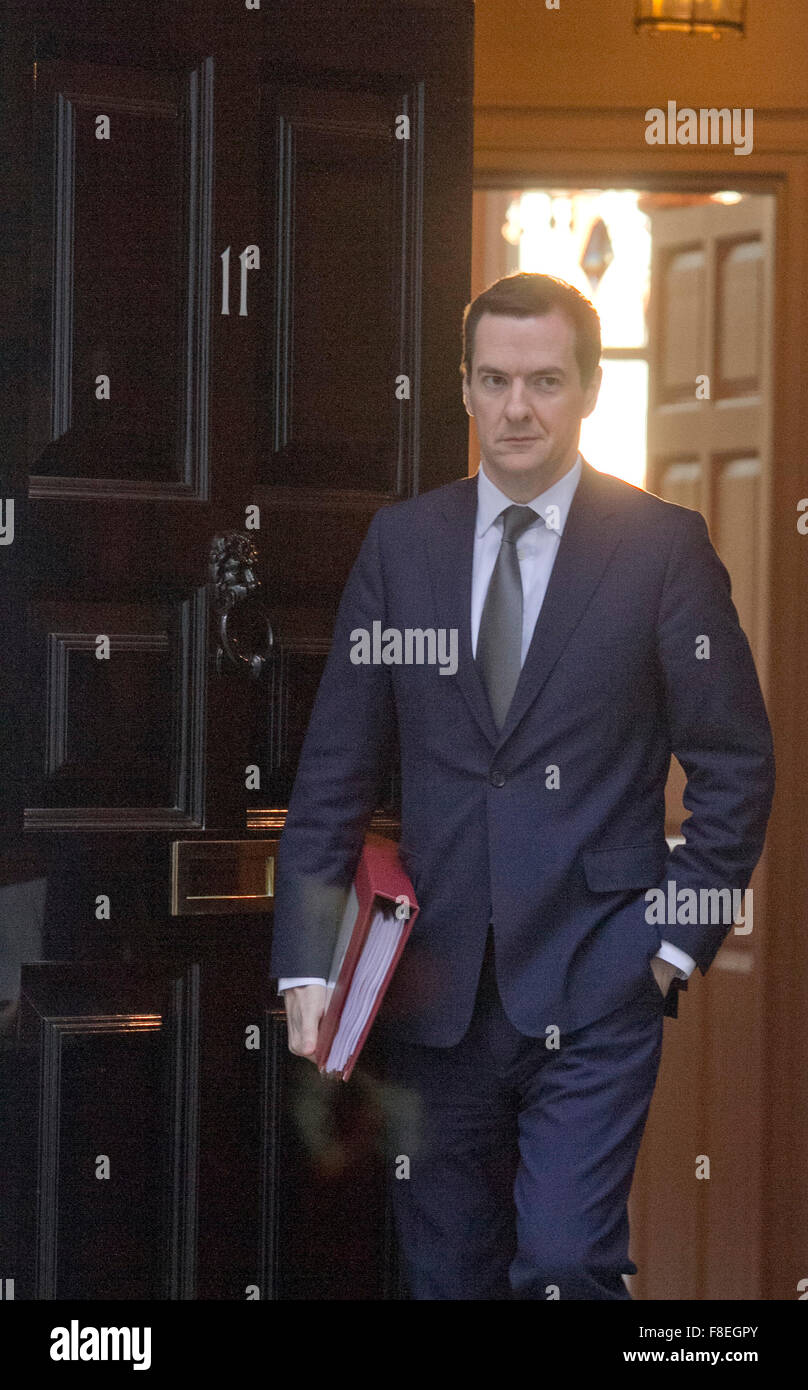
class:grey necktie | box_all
[476,504,542,731]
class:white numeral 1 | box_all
[221,244,260,317]
[221,246,231,315]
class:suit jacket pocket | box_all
[582,843,668,893]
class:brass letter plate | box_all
[170,840,277,916]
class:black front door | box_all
[0,0,473,1298]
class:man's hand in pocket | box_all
[650,956,678,998]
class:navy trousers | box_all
[377,928,666,1300]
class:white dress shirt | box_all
[278,454,695,992]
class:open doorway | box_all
[473,187,653,486]
[470,184,774,700]
[469,184,776,1300]
[470,187,774,502]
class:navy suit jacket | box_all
[270,460,775,1046]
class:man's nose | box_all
[504,384,531,419]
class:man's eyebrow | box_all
[475,363,568,376]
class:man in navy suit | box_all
[270,273,775,1299]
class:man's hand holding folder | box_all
[285,982,327,1061]
[279,835,419,1081]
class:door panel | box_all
[258,79,417,494]
[24,594,206,827]
[632,194,774,1300]
[646,197,773,668]
[29,58,213,494]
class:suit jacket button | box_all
[489,769,506,787]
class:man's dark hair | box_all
[460,272,602,389]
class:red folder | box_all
[314,834,419,1081]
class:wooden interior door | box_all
[630,193,775,1299]
[0,0,473,1299]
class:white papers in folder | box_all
[323,901,406,1075]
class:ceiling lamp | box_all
[635,1,747,38]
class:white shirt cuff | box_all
[277,976,327,993]
[655,940,696,980]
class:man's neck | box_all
[480,453,580,504]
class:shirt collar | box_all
[475,453,583,539]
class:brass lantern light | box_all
[635,1,747,39]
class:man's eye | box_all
[536,376,560,388]
[483,375,505,387]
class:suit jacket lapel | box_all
[494,459,623,748]
[424,474,500,745]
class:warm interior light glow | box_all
[514,190,651,488]
[634,0,746,38]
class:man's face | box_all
[462,309,602,500]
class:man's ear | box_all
[462,376,474,417]
[582,363,603,419]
